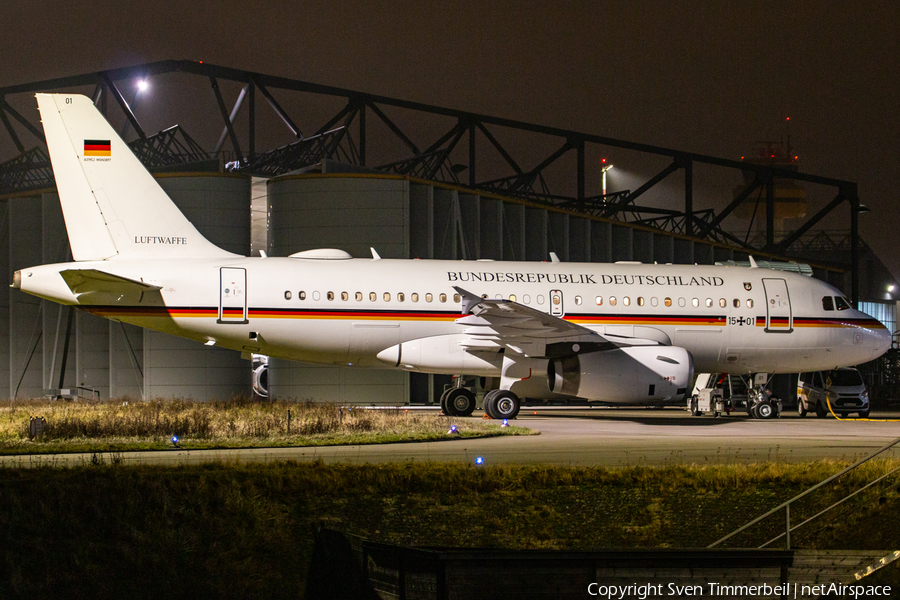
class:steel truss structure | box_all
[0,59,866,301]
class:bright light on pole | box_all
[136,79,149,92]
[600,159,614,196]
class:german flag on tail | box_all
[83,139,111,157]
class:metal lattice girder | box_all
[377,149,459,183]
[0,147,54,193]
[127,125,211,169]
[235,127,348,177]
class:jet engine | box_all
[548,346,693,403]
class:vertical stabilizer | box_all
[36,93,238,261]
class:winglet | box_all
[549,252,561,263]
[453,286,484,314]
[748,255,759,269]
[371,247,381,260]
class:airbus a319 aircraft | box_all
[14,94,891,419]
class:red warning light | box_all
[794,156,798,160]
[601,158,607,164]
[786,117,790,121]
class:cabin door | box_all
[219,267,248,324]
[762,278,792,333]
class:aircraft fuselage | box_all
[17,256,889,378]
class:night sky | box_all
[2,1,898,276]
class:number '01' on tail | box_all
[35,93,237,261]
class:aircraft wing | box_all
[453,286,661,358]
[60,268,162,299]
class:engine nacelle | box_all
[548,346,693,403]
[376,335,503,376]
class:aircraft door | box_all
[219,267,248,324]
[762,278,792,333]
[550,289,564,316]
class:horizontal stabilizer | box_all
[61,269,162,296]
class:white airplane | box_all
[13,94,891,419]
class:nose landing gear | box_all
[746,373,781,419]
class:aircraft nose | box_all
[874,326,892,358]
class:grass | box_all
[0,397,532,454]
[1,459,899,598]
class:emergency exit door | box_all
[550,289,564,316]
[762,278,792,333]
[219,267,248,324]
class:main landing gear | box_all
[439,377,521,419]
[483,389,520,420]
[439,377,477,417]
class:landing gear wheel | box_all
[439,388,458,416]
[444,388,476,417]
[797,400,807,417]
[690,395,701,417]
[753,400,775,419]
[492,390,520,420]
[815,400,827,419]
[483,390,500,419]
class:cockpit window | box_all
[834,296,851,311]
[822,296,834,311]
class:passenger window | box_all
[623,297,630,306]
[299,291,306,301]
[355,292,363,302]
[398,293,405,302]
[822,296,834,311]
[509,294,517,302]
[835,296,851,311]
[411,293,419,302]
[553,296,561,305]
[705,298,713,308]
[664,297,672,307]
[453,293,461,303]
[341,292,348,301]
[523,294,531,304]
[637,297,644,307]
[692,298,699,308]
[426,293,433,303]
[284,291,292,300]
[312,291,320,301]
[327,291,334,301]
[609,296,617,306]
[733,298,740,308]
[384,292,391,302]
[369,292,377,302]
[719,298,727,308]
[595,296,603,306]
[575,295,583,305]
[650,297,658,307]
[678,298,685,307]
[439,293,447,303]
[747,299,754,308]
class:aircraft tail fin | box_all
[35,93,237,261]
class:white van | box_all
[796,368,870,418]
